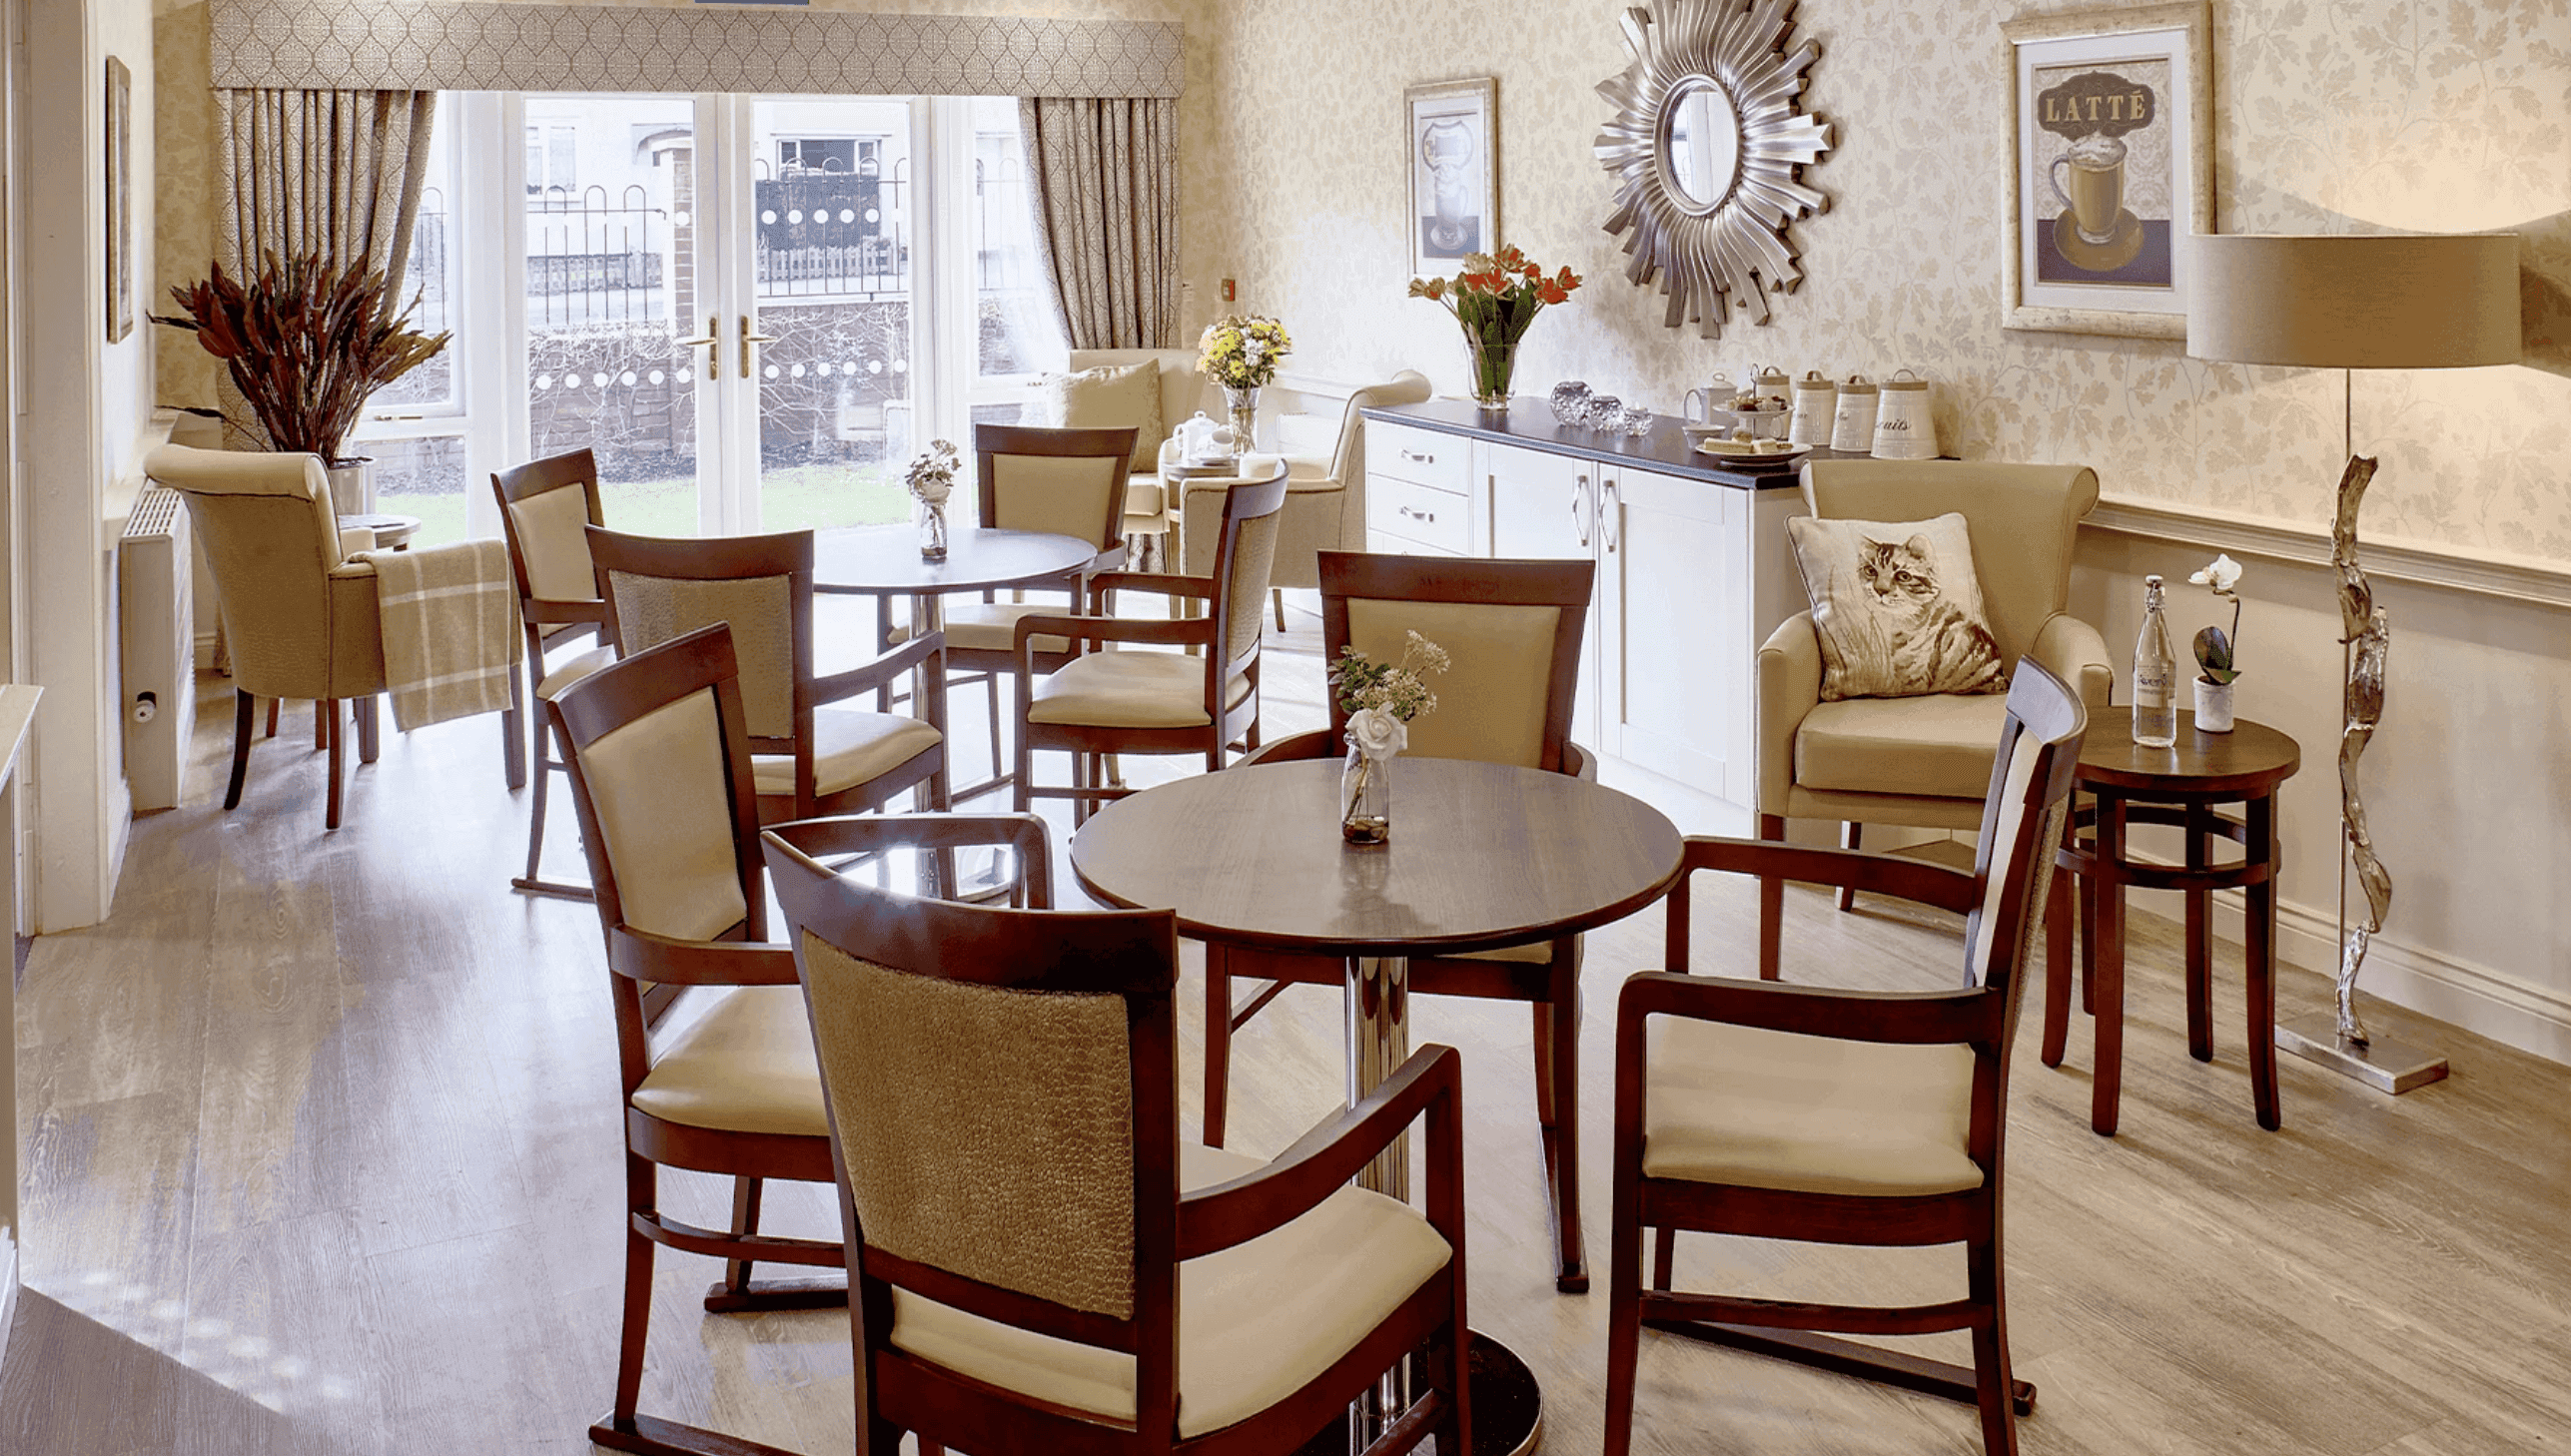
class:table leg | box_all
[2247,792,2282,1131]
[2041,818,2074,1070]
[1343,954,1541,1456]
[2091,795,2129,1137]
[2184,802,2213,1063]
[2079,825,2099,1017]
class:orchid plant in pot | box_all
[2188,553,2244,731]
[1329,630,1449,845]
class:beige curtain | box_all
[217,88,437,286]
[1020,97,1181,351]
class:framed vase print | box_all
[2000,2,2209,339]
[1405,77,1497,281]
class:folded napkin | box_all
[361,539,524,731]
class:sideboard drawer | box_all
[1369,421,1469,496]
[1369,474,1470,554]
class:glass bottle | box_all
[2133,573,2176,747]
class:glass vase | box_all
[1340,746,1391,846]
[1467,332,1515,412]
[1224,385,1260,453]
[917,498,948,559]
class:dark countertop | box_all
[1362,395,1877,490]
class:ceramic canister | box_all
[1830,374,1879,452]
[1871,369,1938,460]
[1750,364,1790,404]
[1789,370,1837,446]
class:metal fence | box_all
[529,184,675,327]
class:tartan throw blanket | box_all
[361,539,524,731]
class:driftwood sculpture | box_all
[2330,455,2389,1047]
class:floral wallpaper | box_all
[1178,0,2571,563]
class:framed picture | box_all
[2000,2,2209,339]
[106,56,132,344]
[1405,77,1497,281]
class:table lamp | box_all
[2186,231,2522,1093]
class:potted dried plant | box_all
[154,251,450,513]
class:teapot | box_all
[1175,411,1226,462]
[1681,372,1739,424]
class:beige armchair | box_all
[1180,370,1432,627]
[145,443,396,830]
[1755,459,2110,977]
[1066,347,1212,544]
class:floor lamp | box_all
[2185,232,2522,1094]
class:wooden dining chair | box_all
[587,524,950,824]
[1601,660,2087,1456]
[890,423,1136,794]
[1011,462,1290,821]
[761,810,1472,1456]
[491,448,618,897]
[1206,549,1601,1290]
[547,621,848,1456]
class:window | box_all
[525,122,578,196]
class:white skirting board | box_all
[0,1232,18,1382]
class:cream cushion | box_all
[1040,361,1165,476]
[535,645,617,700]
[1786,513,2007,701]
[889,1142,1450,1440]
[754,708,942,799]
[631,985,826,1138]
[1643,1016,1982,1196]
[1028,651,1249,729]
[942,601,1071,656]
[1795,692,2010,801]
[506,482,599,603]
[1124,475,1169,518]
[1343,598,1560,769]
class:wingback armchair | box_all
[1755,459,2109,977]
[146,443,391,830]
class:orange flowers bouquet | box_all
[1407,246,1582,410]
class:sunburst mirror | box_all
[1595,0,1834,337]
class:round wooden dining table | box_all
[811,521,1094,617]
[1071,755,1685,1456]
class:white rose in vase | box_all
[1345,705,1407,761]
[913,477,952,506]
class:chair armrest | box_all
[1015,611,1213,655]
[814,628,944,706]
[763,813,1052,908]
[1666,834,1977,973]
[1619,970,1998,1050]
[1088,570,1215,608]
[2029,611,2115,711]
[1757,613,1823,814]
[1179,1045,1462,1259]
[327,559,379,581]
[1240,727,1333,766]
[607,928,800,987]
[528,598,609,630]
[1565,741,1598,782]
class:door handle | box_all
[679,315,719,378]
[739,316,778,376]
[1600,480,1622,553]
[1571,474,1591,548]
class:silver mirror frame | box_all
[1595,0,1835,338]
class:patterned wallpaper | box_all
[1180,0,2571,563]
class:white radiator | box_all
[119,485,196,812]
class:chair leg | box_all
[1013,725,1034,813]
[983,670,1004,785]
[1653,1226,1677,1292]
[502,668,528,791]
[1757,813,1787,980]
[1837,822,1863,911]
[720,1175,762,1302]
[1603,1133,1647,1456]
[324,699,346,831]
[1536,987,1587,1291]
[225,690,255,810]
[1970,1235,2022,1455]
[264,695,280,739]
[1204,944,1233,1147]
[1273,586,1286,632]
[611,1161,655,1426]
[313,699,328,750]
[356,695,380,764]
[524,728,553,886]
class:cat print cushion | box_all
[1787,513,2009,700]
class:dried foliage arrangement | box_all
[155,252,450,465]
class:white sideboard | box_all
[1363,399,1821,820]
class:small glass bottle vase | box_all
[917,498,948,560]
[1340,746,1392,845]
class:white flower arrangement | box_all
[2188,553,2244,684]
[905,439,960,506]
[1330,630,1449,761]
[1197,315,1292,390]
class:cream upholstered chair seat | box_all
[535,644,618,700]
[751,708,942,800]
[937,600,1071,655]
[1794,693,2013,802]
[889,1142,1451,1440]
[630,985,829,1139]
[1027,650,1252,729]
[1641,1017,1982,1197]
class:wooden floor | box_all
[5,604,2568,1455]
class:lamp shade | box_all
[2186,233,2522,369]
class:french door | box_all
[379,91,1061,544]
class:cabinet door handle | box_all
[1398,504,1436,524]
[1571,475,1592,548]
[1601,480,1623,553]
[1399,447,1435,464]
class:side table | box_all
[2043,707,2301,1135]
